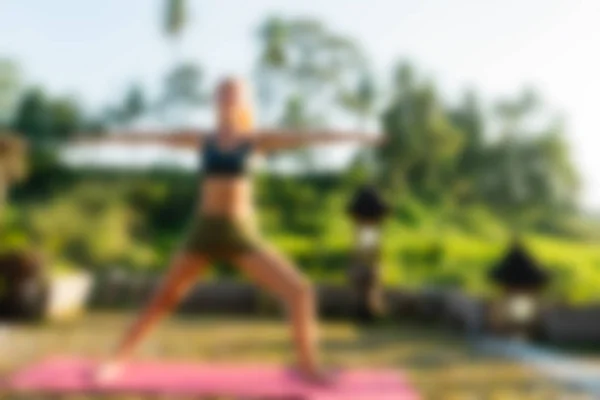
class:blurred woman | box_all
[0,132,28,211]
[95,78,381,383]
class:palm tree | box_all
[161,0,192,128]
[339,73,378,180]
[0,59,21,128]
[164,0,188,62]
[339,72,377,131]
[160,63,205,127]
[494,89,540,228]
[256,17,289,124]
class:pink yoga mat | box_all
[4,357,419,400]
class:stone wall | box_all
[89,273,420,318]
[88,273,600,344]
[542,306,600,343]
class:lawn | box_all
[0,313,593,399]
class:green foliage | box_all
[2,153,599,304]
[11,88,51,144]
[377,62,580,231]
[258,17,288,69]
[48,97,82,141]
[11,87,83,145]
[122,84,146,122]
[0,59,22,126]
[157,63,205,125]
[338,72,379,176]
[0,205,29,253]
[100,84,148,126]
[256,16,366,127]
[20,181,159,272]
[164,0,187,38]
[161,63,204,107]
[1,16,595,309]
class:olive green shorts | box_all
[180,215,264,260]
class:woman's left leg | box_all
[231,247,322,379]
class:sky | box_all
[1,0,600,209]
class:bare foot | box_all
[295,366,336,386]
[93,360,124,385]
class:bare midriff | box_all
[200,177,254,219]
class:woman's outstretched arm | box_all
[254,129,384,153]
[73,130,208,149]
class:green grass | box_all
[270,218,600,305]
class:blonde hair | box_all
[217,78,255,133]
[235,104,255,133]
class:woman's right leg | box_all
[97,252,209,380]
[231,247,322,379]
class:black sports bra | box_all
[201,136,254,177]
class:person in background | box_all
[0,132,28,212]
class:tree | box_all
[49,97,82,141]
[339,72,377,130]
[12,88,82,146]
[163,0,188,59]
[0,59,22,128]
[276,95,320,173]
[256,17,288,121]
[478,89,579,229]
[11,88,51,146]
[416,84,464,196]
[448,90,486,203]
[161,0,192,127]
[378,63,422,197]
[122,84,146,123]
[258,17,287,69]
[101,105,127,127]
[159,62,205,126]
[162,63,203,106]
[491,89,541,220]
[255,17,367,174]
[26,182,157,270]
[536,120,579,208]
[378,63,465,203]
[280,95,310,129]
[339,72,379,180]
[99,85,146,128]
[164,0,186,37]
[255,16,366,125]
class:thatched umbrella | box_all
[489,241,550,291]
[487,239,550,338]
[346,184,390,322]
[347,184,390,223]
